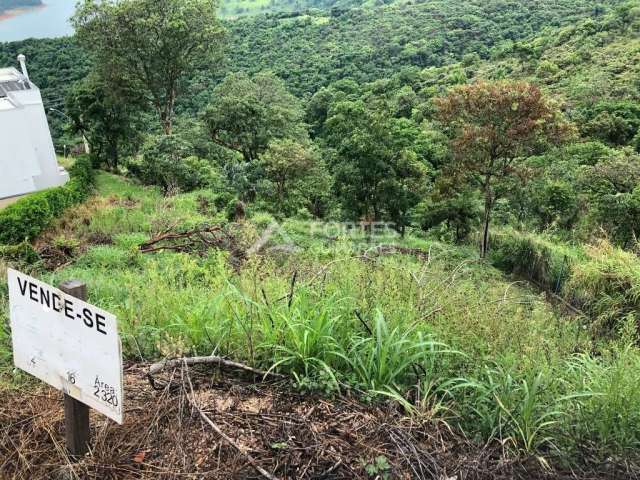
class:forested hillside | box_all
[441,5,640,144]
[223,0,620,94]
[219,0,360,18]
[1,0,637,250]
[1,0,638,244]
[322,3,639,246]
[0,0,624,119]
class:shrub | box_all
[530,179,579,230]
[0,156,94,245]
[128,135,221,193]
[0,242,40,264]
[414,191,480,243]
[591,187,640,249]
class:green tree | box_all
[73,0,225,135]
[204,72,307,163]
[530,179,579,230]
[595,187,640,248]
[306,79,360,138]
[128,135,219,193]
[66,73,144,170]
[414,189,480,242]
[392,85,418,118]
[560,141,619,166]
[580,150,640,197]
[257,139,333,217]
[325,101,431,234]
[580,150,640,246]
[260,139,318,205]
[580,100,640,147]
[435,81,574,257]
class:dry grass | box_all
[2,365,625,480]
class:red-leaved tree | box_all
[435,81,574,258]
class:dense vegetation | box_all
[0,0,626,145]
[219,0,359,18]
[0,156,94,244]
[3,172,640,472]
[1,0,640,474]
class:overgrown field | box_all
[1,173,639,474]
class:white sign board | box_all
[8,269,123,424]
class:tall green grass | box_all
[453,366,566,455]
[491,229,640,338]
[1,173,639,468]
[567,242,640,334]
[562,337,640,459]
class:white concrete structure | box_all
[0,56,69,201]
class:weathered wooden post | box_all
[59,280,90,457]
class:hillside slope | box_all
[2,171,639,476]
[0,0,627,104]
[219,0,627,95]
[401,3,640,148]
[482,7,640,105]
[219,0,361,18]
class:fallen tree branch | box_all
[287,270,298,309]
[354,309,373,336]
[148,355,287,380]
[139,225,230,254]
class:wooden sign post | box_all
[59,280,91,457]
[7,269,124,459]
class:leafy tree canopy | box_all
[435,81,575,256]
[65,72,146,170]
[73,0,225,134]
[204,72,307,163]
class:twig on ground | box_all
[181,361,281,480]
[323,459,342,475]
[147,355,286,387]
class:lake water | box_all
[0,0,76,42]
